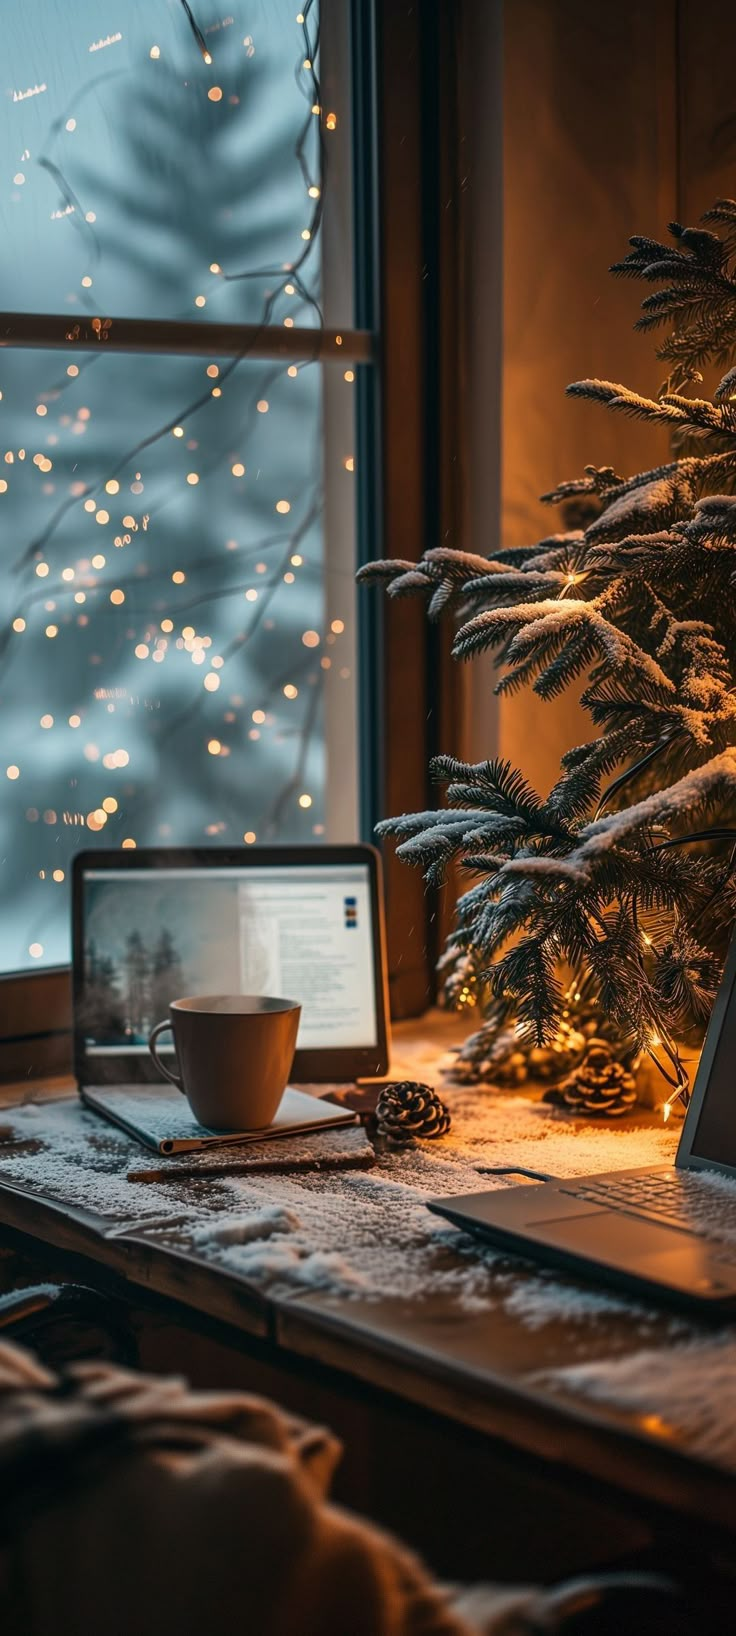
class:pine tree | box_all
[360,201,736,1103]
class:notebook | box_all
[82,1082,358,1155]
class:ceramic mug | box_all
[148,995,301,1130]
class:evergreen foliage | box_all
[360,204,736,1089]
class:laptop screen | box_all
[77,858,380,1070]
[689,973,736,1168]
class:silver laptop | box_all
[429,931,736,1311]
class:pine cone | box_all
[376,1081,452,1146]
[545,1040,637,1118]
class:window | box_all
[0,0,368,976]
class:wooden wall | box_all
[461,0,736,791]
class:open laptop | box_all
[429,929,736,1312]
[71,844,390,1087]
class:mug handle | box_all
[148,1019,184,1091]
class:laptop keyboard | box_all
[563,1171,736,1247]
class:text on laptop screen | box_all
[690,973,736,1168]
[80,864,378,1056]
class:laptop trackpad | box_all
[535,1209,718,1282]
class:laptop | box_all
[429,929,736,1312]
[71,844,390,1091]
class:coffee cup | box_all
[148,995,301,1130]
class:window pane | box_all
[0,0,353,327]
[0,347,358,972]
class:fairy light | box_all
[231,462,245,477]
[74,591,86,604]
[275,499,291,514]
[35,562,49,577]
[91,554,105,568]
[287,365,298,378]
[12,617,25,632]
[68,714,80,728]
[344,369,355,383]
[122,837,136,849]
[186,472,199,485]
[302,630,319,648]
[257,399,269,413]
[172,570,186,583]
[6,765,20,780]
[96,509,110,525]
[102,797,118,813]
[53,869,64,882]
[194,295,206,308]
[208,87,223,102]
[81,276,93,289]
[252,709,265,724]
[45,624,58,638]
[28,943,43,959]
[283,683,298,699]
[244,831,256,844]
[210,262,220,274]
[40,714,53,728]
[135,643,149,659]
[245,588,258,602]
[150,45,160,59]
[298,793,312,809]
[331,618,345,633]
[207,738,222,756]
[105,479,120,494]
[172,425,184,438]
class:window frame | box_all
[0,0,464,1074]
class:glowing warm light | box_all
[302,630,320,648]
[36,404,48,418]
[172,570,186,583]
[207,739,222,756]
[211,655,224,669]
[135,643,149,658]
[75,591,86,604]
[207,86,223,101]
[245,588,258,602]
[102,796,118,813]
[85,210,96,223]
[161,618,173,632]
[81,276,93,288]
[53,869,65,882]
[244,831,256,844]
[298,793,313,809]
[36,563,49,580]
[13,172,25,186]
[122,837,136,848]
[182,625,195,639]
[344,369,355,383]
[12,617,25,632]
[186,472,199,485]
[257,399,269,413]
[206,364,219,379]
[96,509,110,525]
[308,185,320,198]
[62,567,75,581]
[303,58,312,70]
[287,365,298,378]
[45,624,58,638]
[283,684,298,699]
[291,553,303,567]
[6,765,20,780]
[194,295,206,308]
[663,1103,672,1124]
[231,462,245,477]
[301,229,311,241]
[91,553,105,568]
[172,425,184,438]
[343,456,355,472]
[29,943,44,959]
[252,709,265,724]
[0,482,7,494]
[283,317,294,329]
[105,479,120,494]
[325,111,337,130]
[150,45,160,59]
[40,714,53,728]
[275,499,291,514]
[68,714,81,727]
[284,572,295,584]
[84,498,96,512]
[203,672,220,692]
[65,118,76,132]
[331,618,345,634]
[210,262,221,274]
[212,387,221,397]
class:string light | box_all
[6,765,20,780]
[275,499,290,514]
[208,87,223,102]
[244,830,256,844]
[12,617,26,632]
[298,793,312,808]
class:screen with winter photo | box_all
[80,863,377,1054]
